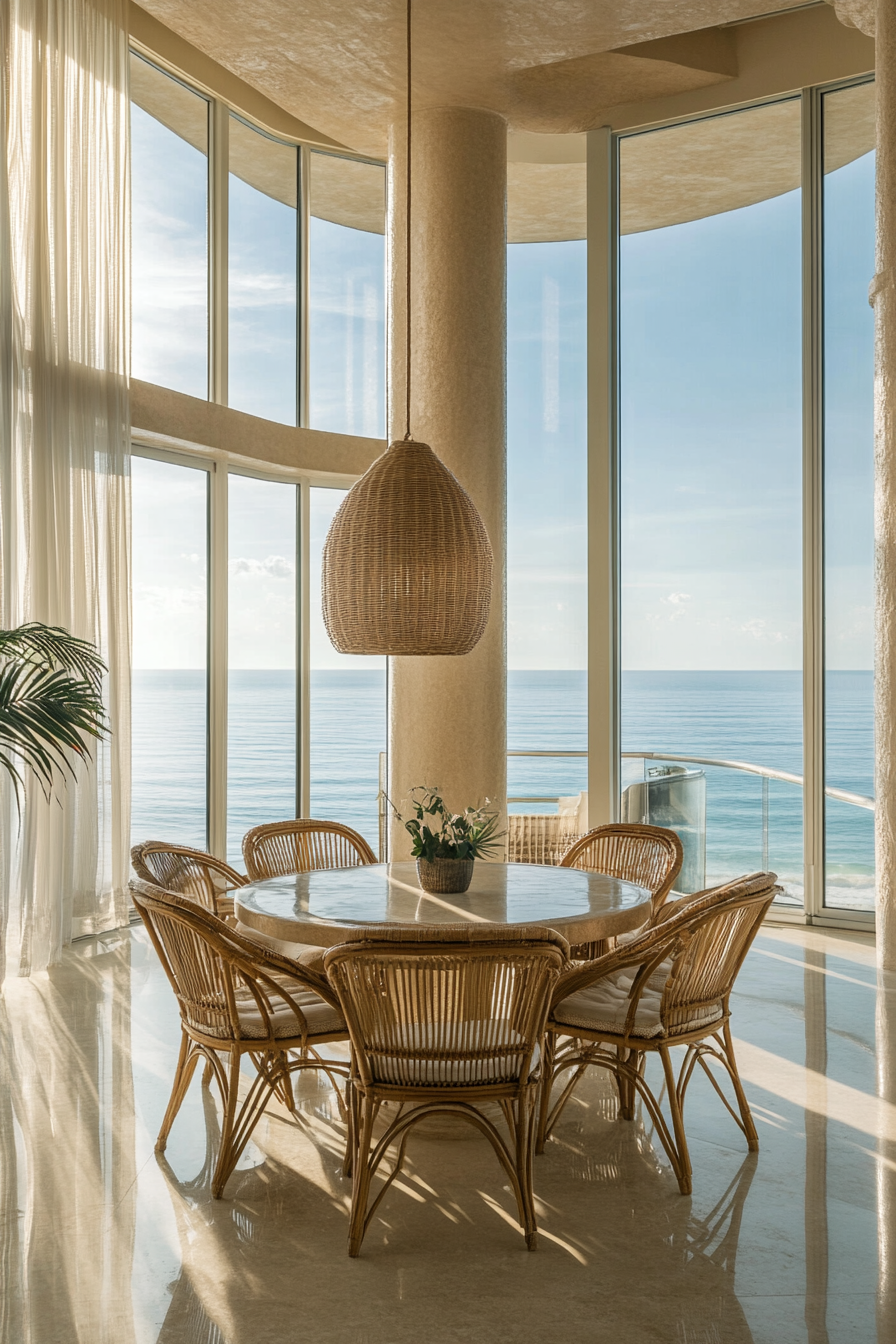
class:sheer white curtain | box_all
[0,0,131,978]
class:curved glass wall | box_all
[506,240,587,830]
[228,119,298,424]
[823,80,876,912]
[226,475,298,863]
[130,54,208,397]
[131,456,209,850]
[309,488,386,852]
[308,153,386,437]
[619,100,804,898]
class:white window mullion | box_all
[207,461,229,857]
[297,479,312,817]
[209,100,229,406]
[801,86,825,923]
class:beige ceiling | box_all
[131,49,386,232]
[133,0,812,158]
[131,2,874,242]
[507,80,874,242]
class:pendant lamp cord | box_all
[403,0,412,441]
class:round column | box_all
[876,0,896,969]
[387,107,507,857]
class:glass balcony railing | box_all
[506,750,874,907]
[378,749,874,908]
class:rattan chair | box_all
[242,819,377,882]
[131,841,246,921]
[559,823,684,958]
[130,877,350,1199]
[537,871,779,1194]
[324,923,569,1257]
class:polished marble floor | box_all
[1,918,894,1343]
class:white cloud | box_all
[741,617,785,643]
[229,555,295,579]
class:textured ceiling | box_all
[133,0,811,156]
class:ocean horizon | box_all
[131,668,873,913]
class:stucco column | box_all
[873,0,896,970]
[387,107,507,856]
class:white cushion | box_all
[553,961,722,1039]
[369,1020,539,1086]
[186,987,344,1041]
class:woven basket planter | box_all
[321,438,493,656]
[416,857,475,894]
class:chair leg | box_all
[348,1092,378,1257]
[617,1047,637,1121]
[156,1030,200,1153]
[343,1077,358,1179]
[721,1022,759,1151]
[211,1049,281,1199]
[618,1049,647,1121]
[659,1045,692,1196]
[211,1049,244,1199]
[516,1091,538,1251]
[535,1032,555,1155]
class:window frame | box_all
[128,47,387,428]
[597,75,877,932]
[132,438,360,855]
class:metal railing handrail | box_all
[506,748,875,812]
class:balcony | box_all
[502,750,874,912]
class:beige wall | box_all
[131,380,384,481]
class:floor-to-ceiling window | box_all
[308,488,386,854]
[226,475,298,863]
[619,100,804,898]
[129,54,208,397]
[131,455,209,849]
[822,79,876,913]
[228,119,298,424]
[129,57,387,868]
[308,153,386,437]
[506,240,588,832]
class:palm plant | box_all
[0,622,108,803]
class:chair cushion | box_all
[369,1020,539,1086]
[186,987,344,1041]
[552,962,722,1040]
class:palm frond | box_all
[0,625,108,801]
[0,623,106,691]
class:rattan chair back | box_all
[559,823,683,916]
[130,878,326,1044]
[131,877,349,1199]
[242,818,377,882]
[656,873,775,1035]
[541,872,778,1193]
[325,924,567,1092]
[553,871,777,1042]
[131,841,245,918]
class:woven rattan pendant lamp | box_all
[321,0,493,657]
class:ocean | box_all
[131,668,874,912]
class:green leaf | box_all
[0,623,108,805]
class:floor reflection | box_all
[804,945,830,1344]
[878,962,896,1342]
[0,921,892,1342]
[1,930,137,1344]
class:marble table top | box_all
[234,860,652,948]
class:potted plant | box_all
[386,786,504,894]
[0,622,108,804]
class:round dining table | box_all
[234,860,652,949]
